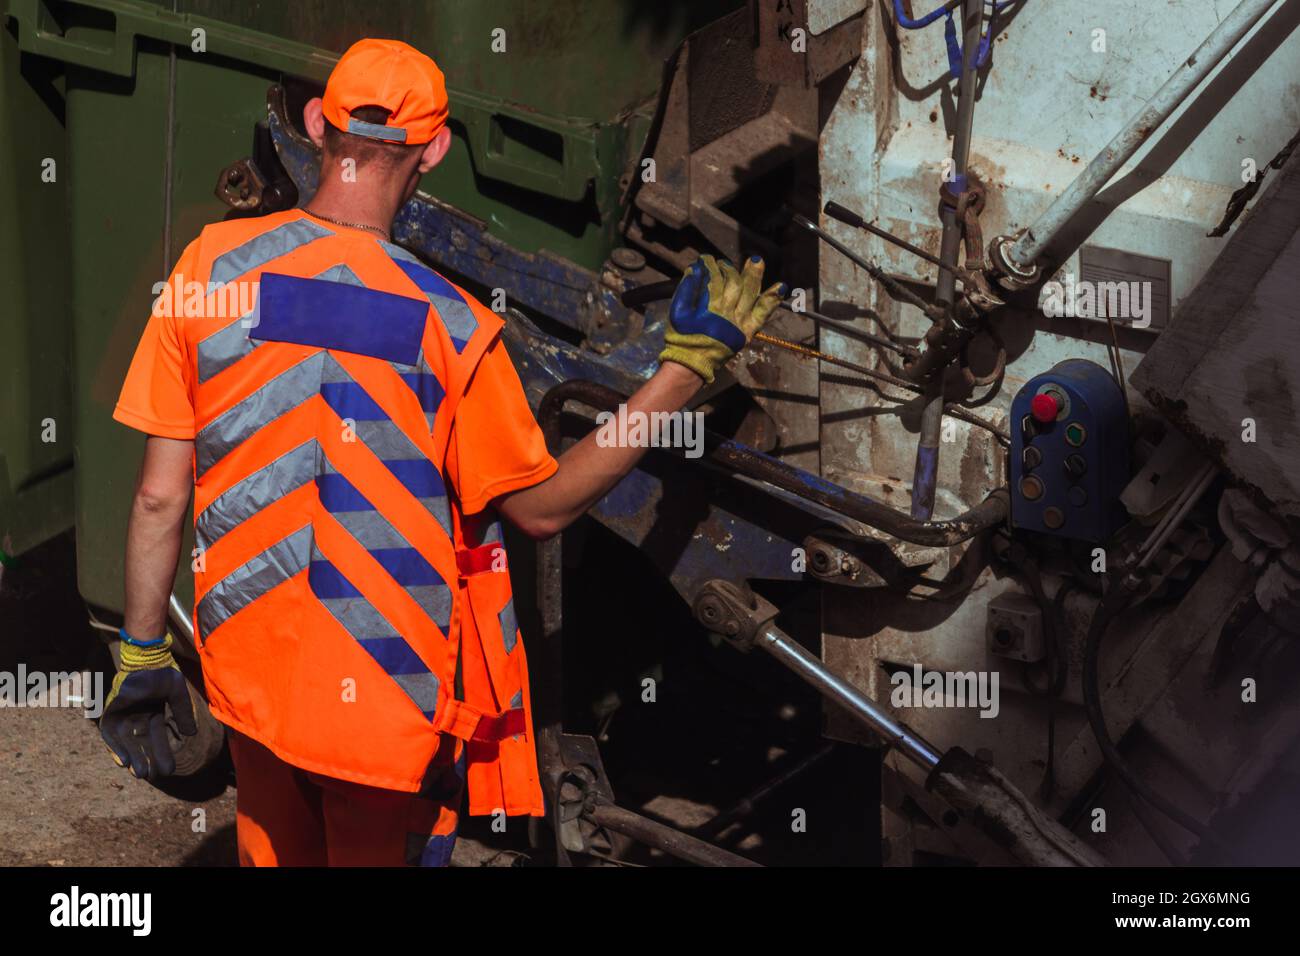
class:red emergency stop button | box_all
[1030,393,1059,423]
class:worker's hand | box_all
[659,255,785,383]
[99,633,197,781]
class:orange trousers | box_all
[227,730,465,867]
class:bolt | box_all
[698,595,726,628]
[610,247,646,272]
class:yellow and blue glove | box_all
[100,630,197,781]
[659,255,785,384]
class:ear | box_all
[418,126,452,174]
[304,97,326,149]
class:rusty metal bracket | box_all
[692,579,779,652]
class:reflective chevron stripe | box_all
[196,306,261,385]
[380,241,478,351]
[195,352,325,478]
[315,262,364,287]
[197,525,314,639]
[195,440,318,552]
[316,456,451,630]
[319,354,452,537]
[396,364,445,429]
[498,596,518,655]
[309,550,442,718]
[207,218,333,290]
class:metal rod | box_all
[1008,0,1283,267]
[755,623,943,770]
[912,0,984,521]
[1137,464,1219,569]
[823,200,956,274]
[753,331,1010,443]
[619,282,917,358]
[168,592,195,645]
[794,306,916,357]
[792,213,942,320]
[1135,460,1212,558]
[585,803,762,867]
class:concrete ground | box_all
[0,534,237,866]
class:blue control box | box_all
[1010,359,1129,542]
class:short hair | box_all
[322,105,423,170]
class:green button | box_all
[1065,422,1087,447]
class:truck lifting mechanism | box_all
[5,0,1300,866]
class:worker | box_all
[104,38,785,867]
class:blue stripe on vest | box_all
[390,259,477,352]
[309,552,441,718]
[307,559,362,599]
[397,372,445,415]
[319,380,390,422]
[368,548,444,587]
[359,637,430,675]
[315,361,452,536]
[316,471,374,514]
[252,272,428,365]
[314,460,451,629]
[383,458,447,498]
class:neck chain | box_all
[303,207,391,241]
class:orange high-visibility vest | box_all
[174,208,542,813]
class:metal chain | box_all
[302,207,391,240]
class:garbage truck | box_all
[3,0,1300,866]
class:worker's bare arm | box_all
[495,361,702,540]
[123,436,193,638]
[497,256,783,540]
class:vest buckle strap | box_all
[471,707,526,742]
[456,543,504,578]
[436,698,527,743]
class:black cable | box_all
[1019,571,1071,800]
[1082,599,1235,859]
[1020,569,1070,699]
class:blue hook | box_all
[893,1,1018,80]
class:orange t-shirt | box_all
[113,243,557,514]
[444,336,558,514]
[112,242,199,441]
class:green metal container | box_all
[0,0,733,613]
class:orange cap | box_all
[322,39,449,145]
